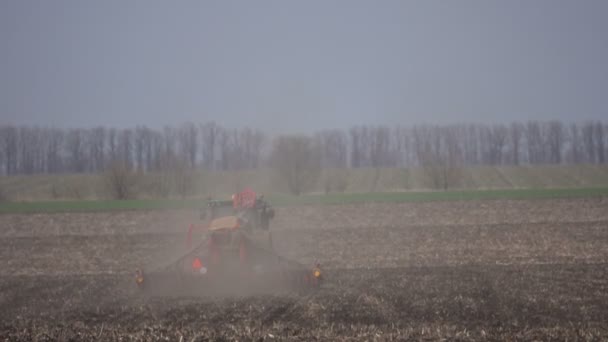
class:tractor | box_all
[135,188,322,296]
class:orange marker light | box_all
[192,257,203,270]
[135,269,145,287]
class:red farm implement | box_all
[135,189,322,296]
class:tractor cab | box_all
[201,188,275,231]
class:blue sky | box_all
[1,0,607,132]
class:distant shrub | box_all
[103,160,137,200]
[271,135,321,196]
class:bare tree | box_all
[134,126,146,173]
[118,129,133,170]
[172,155,196,198]
[153,152,173,198]
[239,127,266,169]
[18,126,34,174]
[88,127,106,173]
[0,128,5,176]
[459,124,478,165]
[596,121,605,164]
[200,122,219,170]
[46,128,63,173]
[567,123,582,163]
[178,122,198,169]
[148,129,163,172]
[412,125,429,167]
[604,123,608,163]
[18,126,46,174]
[349,127,362,168]
[526,121,543,164]
[547,121,564,164]
[1,126,18,175]
[369,126,392,167]
[66,129,86,173]
[416,125,463,190]
[163,126,177,160]
[486,124,507,165]
[217,128,230,171]
[107,128,118,163]
[1,120,607,180]
[582,122,596,163]
[103,160,136,200]
[228,128,245,170]
[510,122,523,165]
[316,130,348,169]
[271,135,321,195]
[247,129,265,169]
[392,126,413,167]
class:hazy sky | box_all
[1,1,607,133]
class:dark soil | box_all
[1,198,608,340]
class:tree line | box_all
[0,120,606,177]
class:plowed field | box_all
[2,198,608,340]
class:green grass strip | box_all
[1,187,607,214]
[0,199,203,214]
[269,187,608,205]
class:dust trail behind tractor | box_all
[135,189,322,297]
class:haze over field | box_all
[1,0,607,132]
[4,3,608,340]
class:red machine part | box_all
[233,188,257,209]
